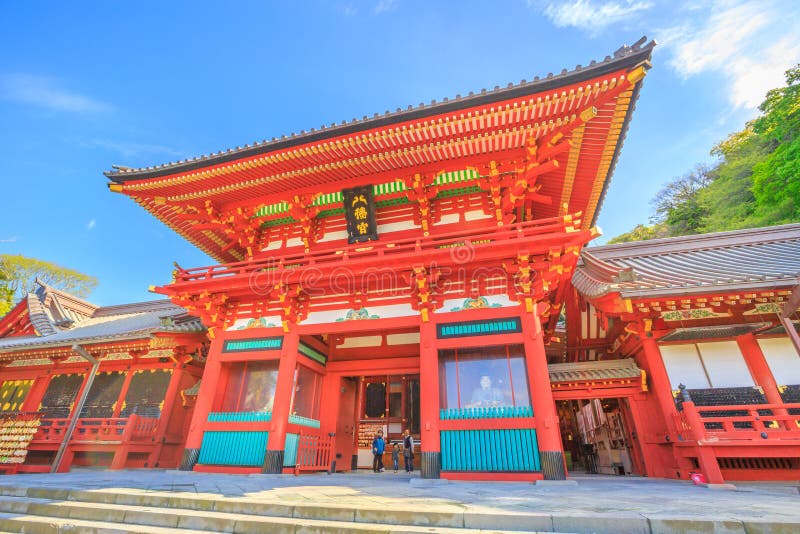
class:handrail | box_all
[678,401,800,441]
[168,215,584,285]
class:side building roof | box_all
[0,282,204,358]
[573,223,800,300]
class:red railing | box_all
[676,402,800,442]
[168,215,587,287]
[33,415,159,443]
[294,432,335,475]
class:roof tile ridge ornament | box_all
[25,292,58,337]
[104,36,656,181]
[33,277,98,319]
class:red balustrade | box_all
[168,215,587,286]
[294,432,335,475]
[678,402,800,442]
[33,415,159,444]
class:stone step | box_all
[0,495,545,534]
[0,486,556,532]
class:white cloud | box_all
[0,73,112,113]
[661,1,800,110]
[87,220,96,231]
[374,0,398,14]
[0,236,17,243]
[542,0,653,33]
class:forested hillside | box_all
[610,65,799,244]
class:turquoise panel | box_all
[440,405,533,420]
[283,433,299,467]
[440,429,540,472]
[198,431,268,466]
[287,414,321,428]
[207,411,272,422]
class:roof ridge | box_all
[106,37,655,182]
[590,222,800,258]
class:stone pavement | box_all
[0,469,797,533]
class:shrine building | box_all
[564,223,800,483]
[0,280,205,473]
[102,38,656,481]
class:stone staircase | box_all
[0,485,547,534]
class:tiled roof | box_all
[573,223,800,299]
[105,37,655,182]
[548,358,641,383]
[0,284,203,354]
[658,323,770,342]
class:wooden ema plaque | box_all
[0,415,41,464]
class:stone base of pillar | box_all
[421,451,441,479]
[179,448,200,471]
[540,450,567,480]
[263,449,284,474]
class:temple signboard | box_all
[343,186,378,243]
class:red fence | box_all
[34,414,159,444]
[675,402,800,442]
[294,432,335,475]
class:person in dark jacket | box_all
[402,429,415,473]
[372,430,385,472]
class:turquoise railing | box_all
[441,429,540,471]
[197,430,268,466]
[283,433,299,467]
[288,414,321,428]
[207,411,272,422]
[440,405,533,420]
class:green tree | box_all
[0,255,98,305]
[750,65,800,223]
[607,223,669,244]
[609,63,800,242]
[0,268,13,317]
[651,164,714,236]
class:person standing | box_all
[372,430,386,472]
[391,442,400,473]
[402,429,414,473]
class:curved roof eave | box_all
[105,38,655,183]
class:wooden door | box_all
[334,377,358,471]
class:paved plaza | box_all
[0,470,797,532]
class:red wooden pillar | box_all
[639,335,678,437]
[180,336,224,470]
[521,305,565,479]
[737,333,783,405]
[111,370,136,418]
[264,329,299,473]
[319,372,340,436]
[150,365,186,467]
[625,395,661,478]
[21,373,52,412]
[419,319,441,478]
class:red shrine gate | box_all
[106,39,655,480]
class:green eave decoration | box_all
[298,342,327,365]
[254,169,479,224]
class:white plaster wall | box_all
[757,337,800,385]
[659,343,710,390]
[696,341,754,388]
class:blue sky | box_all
[1,1,799,306]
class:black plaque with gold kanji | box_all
[343,186,378,243]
